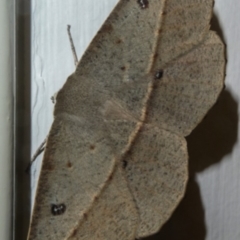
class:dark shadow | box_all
[143,178,205,240]
[142,89,238,240]
[14,0,31,240]
[211,13,225,43]
[187,90,238,174]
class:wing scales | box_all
[28,1,225,239]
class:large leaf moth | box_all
[28,0,225,239]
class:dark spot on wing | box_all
[51,203,66,216]
[137,0,149,9]
[155,69,164,80]
[109,173,113,181]
[122,160,128,169]
[120,66,126,71]
[67,161,72,168]
[90,144,95,150]
[153,53,158,60]
[116,38,122,44]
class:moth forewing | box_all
[28,0,225,239]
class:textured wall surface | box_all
[31,1,240,239]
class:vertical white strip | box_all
[0,0,14,239]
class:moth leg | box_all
[28,91,56,170]
[26,137,47,173]
[29,26,80,171]
[67,25,78,67]
[28,90,58,170]
[50,92,58,104]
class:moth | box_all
[27,0,225,239]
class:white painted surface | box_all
[31,1,240,239]
[0,0,14,239]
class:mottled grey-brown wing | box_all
[147,0,225,136]
[28,1,166,239]
[124,126,188,238]
[149,31,225,136]
[28,0,225,239]
[155,0,215,66]
[67,167,139,240]
[122,0,225,238]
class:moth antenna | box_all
[67,25,78,67]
